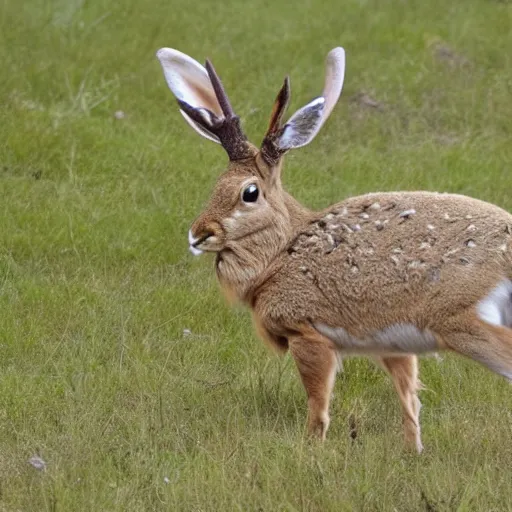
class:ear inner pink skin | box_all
[156,48,224,117]
[157,48,253,161]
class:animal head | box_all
[156,47,346,258]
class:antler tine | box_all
[267,76,291,133]
[205,59,235,119]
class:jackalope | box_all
[156,46,512,452]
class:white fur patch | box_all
[188,229,203,256]
[314,323,437,355]
[189,245,203,256]
[188,229,197,245]
[477,279,512,327]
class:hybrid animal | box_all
[156,46,512,452]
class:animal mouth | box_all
[188,230,222,255]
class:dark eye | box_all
[242,184,259,203]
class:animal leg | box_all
[289,332,338,440]
[442,313,512,380]
[378,355,423,453]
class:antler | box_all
[260,47,345,166]
[157,47,255,161]
[261,77,291,165]
[205,59,235,119]
[183,59,254,161]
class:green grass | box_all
[1,0,512,509]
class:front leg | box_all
[289,329,338,440]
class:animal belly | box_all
[314,322,439,355]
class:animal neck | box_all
[282,190,313,231]
[216,190,312,303]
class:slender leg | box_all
[289,332,338,440]
[378,355,423,453]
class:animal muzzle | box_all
[188,226,223,254]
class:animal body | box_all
[157,46,512,452]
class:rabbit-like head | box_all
[156,47,345,288]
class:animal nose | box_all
[189,230,213,246]
[188,229,214,255]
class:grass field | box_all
[1,0,512,510]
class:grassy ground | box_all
[1,0,512,509]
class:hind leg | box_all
[378,355,423,453]
[441,312,512,380]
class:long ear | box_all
[157,48,254,160]
[157,48,224,143]
[261,47,345,163]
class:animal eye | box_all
[242,184,259,203]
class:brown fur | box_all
[165,49,512,451]
[377,355,423,452]
[189,150,512,450]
